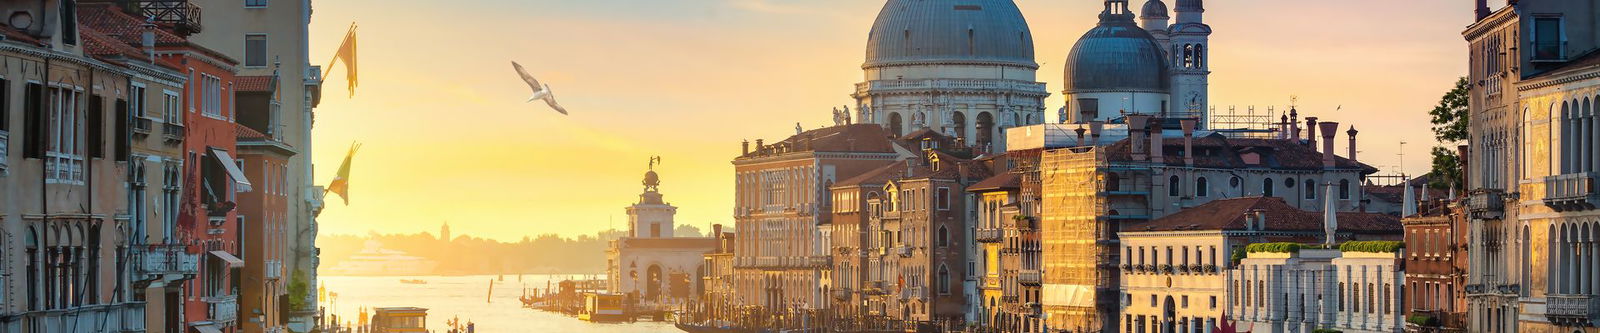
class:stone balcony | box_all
[163,123,186,143]
[133,244,199,279]
[975,228,1003,243]
[805,256,831,268]
[266,259,284,280]
[1544,172,1598,211]
[1547,294,1599,325]
[855,79,1049,96]
[1018,270,1041,286]
[132,117,154,136]
[1467,189,1506,220]
[203,294,239,325]
[896,246,913,257]
[832,288,852,300]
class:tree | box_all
[674,224,704,237]
[1428,77,1469,190]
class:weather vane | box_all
[649,156,662,170]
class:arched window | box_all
[1305,179,1317,199]
[937,226,949,248]
[1339,179,1352,200]
[975,112,995,150]
[1169,175,1182,197]
[1262,178,1275,197]
[889,112,904,136]
[952,112,967,141]
[1107,172,1122,192]
[938,265,951,295]
[1195,177,1209,197]
[1194,44,1205,69]
[1183,44,1194,68]
[25,227,38,311]
[1339,282,1346,311]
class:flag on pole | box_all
[328,22,358,97]
[325,142,361,205]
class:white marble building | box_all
[1228,247,1405,333]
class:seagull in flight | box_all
[513,61,567,115]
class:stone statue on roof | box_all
[1058,106,1068,124]
[842,105,852,125]
[912,111,926,128]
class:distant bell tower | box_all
[628,156,678,238]
[440,222,451,241]
[1168,0,1211,127]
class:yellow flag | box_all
[328,23,358,97]
[325,142,361,205]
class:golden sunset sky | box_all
[307,0,1494,242]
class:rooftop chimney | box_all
[755,139,765,153]
[1319,121,1339,169]
[1127,115,1150,161]
[1289,109,1300,140]
[742,140,750,155]
[1279,114,1290,139]
[1305,117,1320,149]
[1475,0,1491,21]
[1089,121,1105,144]
[1075,126,1087,146]
[1402,178,1416,217]
[1149,119,1165,164]
[141,22,157,62]
[1347,127,1359,163]
[1181,119,1196,167]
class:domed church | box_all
[852,0,1050,153]
[1063,0,1212,129]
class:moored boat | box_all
[576,292,629,323]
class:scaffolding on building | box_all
[1208,106,1281,139]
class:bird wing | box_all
[512,61,542,90]
[543,93,568,115]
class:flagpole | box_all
[326,22,356,80]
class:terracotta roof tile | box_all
[235,123,270,141]
[80,25,151,63]
[832,151,993,187]
[739,124,897,159]
[1124,196,1401,234]
[1101,134,1378,173]
[0,24,42,46]
[237,75,274,93]
[967,172,1021,192]
[77,4,186,46]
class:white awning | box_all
[191,323,224,333]
[209,250,244,268]
[208,147,253,193]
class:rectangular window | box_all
[245,0,268,8]
[1533,16,1564,61]
[163,92,181,124]
[936,187,950,210]
[200,75,223,118]
[245,34,268,67]
[87,95,102,158]
[23,83,42,158]
[59,0,77,45]
[129,84,146,118]
[45,86,83,183]
[115,99,128,161]
[0,79,8,132]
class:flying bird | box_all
[512,61,567,115]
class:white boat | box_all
[326,240,440,276]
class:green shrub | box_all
[1230,247,1246,264]
[1406,314,1440,326]
[1339,240,1405,253]
[1245,242,1304,254]
[1311,329,1343,333]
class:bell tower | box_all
[628,156,678,238]
[1168,0,1211,127]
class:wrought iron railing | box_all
[163,123,185,142]
[1544,173,1597,211]
[137,0,203,34]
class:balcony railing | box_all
[896,246,913,257]
[975,228,1003,243]
[163,123,185,143]
[1533,41,1566,62]
[1467,189,1506,219]
[806,256,831,268]
[137,0,203,35]
[831,288,852,300]
[1546,294,1599,325]
[1018,270,1041,286]
[856,79,1048,95]
[131,117,154,136]
[203,294,239,324]
[1543,173,1597,211]
[134,244,199,278]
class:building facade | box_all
[606,166,717,304]
[1228,245,1406,333]
[1402,204,1467,333]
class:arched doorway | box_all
[1163,296,1177,333]
[976,112,995,150]
[952,112,967,142]
[889,113,904,137]
[646,265,663,300]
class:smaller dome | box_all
[1141,0,1169,19]
[1176,0,1203,12]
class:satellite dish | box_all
[9,11,33,30]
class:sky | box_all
[306,0,1491,242]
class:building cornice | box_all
[1462,6,1518,41]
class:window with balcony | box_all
[1533,16,1564,61]
[245,34,268,67]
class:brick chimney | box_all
[1181,119,1197,167]
[1306,117,1320,149]
[1347,127,1359,163]
[1150,119,1165,164]
[1320,121,1340,169]
[742,140,750,155]
[1089,121,1105,144]
[1127,115,1150,161]
[1075,126,1087,146]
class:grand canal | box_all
[321,275,677,332]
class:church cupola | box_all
[1141,0,1170,31]
[1175,0,1204,23]
[1100,0,1135,23]
[629,156,678,238]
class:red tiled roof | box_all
[967,172,1021,192]
[739,124,897,159]
[1102,134,1378,173]
[235,123,269,141]
[237,76,274,93]
[0,24,42,46]
[79,24,151,63]
[77,4,186,46]
[1124,196,1401,234]
[833,150,993,187]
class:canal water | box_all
[321,275,677,332]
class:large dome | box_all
[1062,13,1169,93]
[864,0,1036,68]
